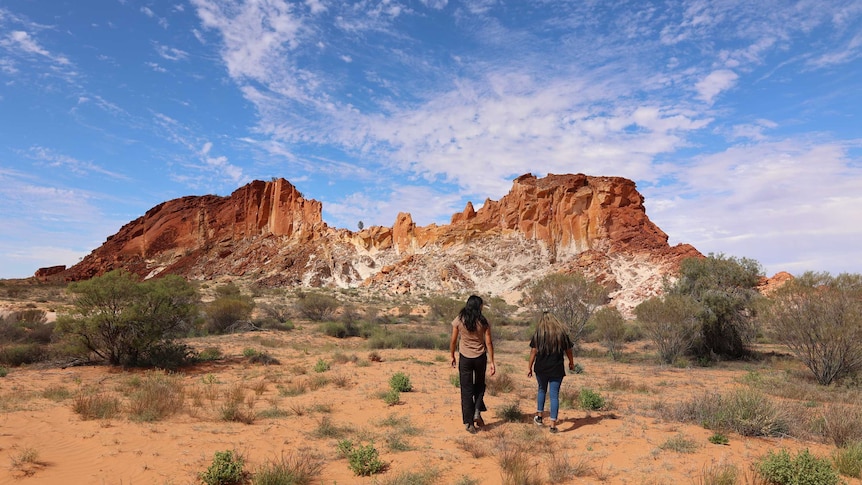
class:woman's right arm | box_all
[527,347,537,377]
[449,325,459,368]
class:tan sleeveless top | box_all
[452,316,488,358]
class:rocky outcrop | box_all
[58,173,702,313]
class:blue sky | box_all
[1,0,861,280]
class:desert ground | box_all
[1,279,861,485]
[1,319,860,485]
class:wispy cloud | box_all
[24,146,129,179]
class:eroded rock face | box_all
[59,173,702,313]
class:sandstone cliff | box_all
[54,173,702,313]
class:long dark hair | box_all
[458,295,487,332]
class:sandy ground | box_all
[0,326,858,485]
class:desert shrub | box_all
[367,329,449,350]
[760,272,862,385]
[205,289,255,334]
[449,374,460,387]
[313,359,330,373]
[820,403,862,447]
[757,448,840,485]
[425,295,463,323]
[348,442,385,476]
[256,301,294,326]
[56,270,199,366]
[525,273,608,351]
[660,433,699,453]
[375,468,439,485]
[220,384,255,424]
[0,366,8,377]
[72,390,121,420]
[833,441,862,479]
[252,451,323,485]
[200,450,246,485]
[42,384,71,401]
[0,343,46,366]
[669,254,763,359]
[487,371,515,396]
[198,346,223,361]
[578,388,606,411]
[295,292,340,321]
[635,293,701,364]
[137,340,197,370]
[321,321,360,339]
[0,309,54,346]
[498,443,540,485]
[126,370,185,422]
[498,402,522,422]
[709,432,730,445]
[383,389,401,406]
[697,462,739,485]
[389,372,412,392]
[590,306,627,360]
[671,389,789,437]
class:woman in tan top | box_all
[450,295,496,433]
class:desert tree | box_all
[591,306,627,360]
[635,294,701,365]
[760,272,862,385]
[526,272,608,350]
[669,253,763,359]
[56,270,199,366]
[294,291,340,321]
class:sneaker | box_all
[549,426,559,433]
[474,413,484,427]
[533,415,543,426]
[466,424,477,434]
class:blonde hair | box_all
[534,312,570,354]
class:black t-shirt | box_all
[530,334,573,378]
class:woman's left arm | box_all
[485,325,496,376]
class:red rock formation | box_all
[58,173,702,312]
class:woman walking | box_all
[450,295,496,433]
[527,311,575,433]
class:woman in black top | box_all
[527,311,575,433]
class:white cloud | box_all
[695,69,738,104]
[156,43,189,61]
[3,30,70,65]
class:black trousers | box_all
[458,353,488,425]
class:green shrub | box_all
[383,389,401,406]
[660,433,698,453]
[449,374,460,387]
[389,372,412,392]
[578,388,605,411]
[708,432,730,445]
[346,442,385,476]
[295,292,340,321]
[367,331,449,350]
[672,389,789,437]
[833,441,862,478]
[757,448,840,485]
[200,450,246,485]
[198,347,223,361]
[0,366,7,377]
[313,359,330,373]
[0,343,46,366]
[321,321,360,338]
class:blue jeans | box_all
[536,374,564,421]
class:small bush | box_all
[0,343,45,366]
[709,433,730,445]
[313,359,330,373]
[498,402,522,423]
[498,443,541,485]
[200,450,246,485]
[42,384,71,401]
[487,371,515,396]
[578,388,605,411]
[670,389,789,437]
[295,292,340,321]
[383,389,401,406]
[346,442,385,476]
[0,366,7,377]
[389,372,412,392]
[757,448,840,485]
[198,346,223,361]
[571,363,584,374]
[450,374,460,387]
[127,370,185,422]
[821,404,862,447]
[72,391,120,420]
[321,321,360,338]
[252,451,323,485]
[697,462,739,485]
[660,433,699,453]
[833,441,862,479]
